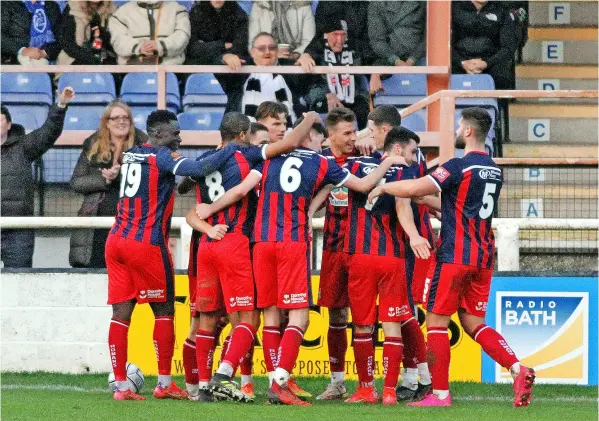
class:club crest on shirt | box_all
[171,152,182,160]
[432,166,449,182]
[329,187,348,207]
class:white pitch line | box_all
[1,384,597,403]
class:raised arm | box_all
[414,194,442,213]
[186,208,228,241]
[396,198,431,259]
[263,112,321,159]
[308,184,333,219]
[197,170,262,220]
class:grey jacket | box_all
[1,105,66,216]
[368,1,426,65]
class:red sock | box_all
[240,343,255,375]
[153,316,175,375]
[353,332,374,388]
[219,334,231,365]
[196,329,215,383]
[328,324,348,373]
[383,336,404,389]
[223,323,256,372]
[183,338,198,385]
[277,326,304,373]
[401,317,427,368]
[427,326,450,390]
[108,318,130,381]
[472,324,519,370]
[262,325,281,372]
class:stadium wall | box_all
[1,271,596,385]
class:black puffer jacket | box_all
[1,105,67,216]
[1,0,63,64]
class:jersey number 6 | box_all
[280,157,303,193]
[119,163,141,198]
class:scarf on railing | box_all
[241,73,296,125]
[24,1,55,49]
[324,40,355,104]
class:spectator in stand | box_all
[452,0,522,89]
[57,1,117,66]
[314,1,373,65]
[248,1,315,62]
[108,0,190,65]
[297,20,371,129]
[186,0,248,65]
[1,0,63,65]
[0,87,75,268]
[217,32,306,123]
[69,100,148,268]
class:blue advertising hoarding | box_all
[482,276,597,385]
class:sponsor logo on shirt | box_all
[432,166,449,182]
[329,187,348,207]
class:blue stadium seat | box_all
[130,106,179,130]
[57,73,116,104]
[312,1,319,15]
[177,0,192,11]
[113,0,128,7]
[237,1,252,14]
[178,111,224,131]
[42,148,81,183]
[373,74,427,107]
[121,73,180,111]
[183,74,227,112]
[57,0,67,12]
[64,106,105,130]
[4,104,48,132]
[401,113,426,133]
[450,74,499,115]
[0,72,53,105]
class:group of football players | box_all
[105,101,535,408]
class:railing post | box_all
[157,68,167,110]
[179,221,192,271]
[495,221,520,271]
[439,95,455,165]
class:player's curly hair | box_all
[88,100,135,164]
[255,101,289,122]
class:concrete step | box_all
[497,197,597,218]
[528,26,598,41]
[515,64,597,104]
[501,184,597,198]
[522,40,598,64]
[516,64,598,79]
[529,1,599,26]
[509,103,598,143]
[503,167,598,185]
[502,143,598,158]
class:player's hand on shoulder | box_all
[207,224,229,241]
[410,235,431,259]
[355,136,376,156]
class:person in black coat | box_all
[0,87,75,268]
[1,0,63,65]
[186,0,248,65]
[452,0,522,89]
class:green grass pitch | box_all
[1,372,597,421]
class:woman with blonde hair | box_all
[69,100,148,268]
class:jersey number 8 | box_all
[119,163,141,198]
[206,171,225,202]
[280,157,303,193]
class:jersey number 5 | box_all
[479,183,497,219]
[119,163,141,198]
[280,157,303,193]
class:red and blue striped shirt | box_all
[427,151,502,269]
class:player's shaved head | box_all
[368,105,401,128]
[146,110,181,150]
[220,112,250,143]
[460,107,492,143]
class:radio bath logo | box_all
[329,187,348,207]
[495,291,589,384]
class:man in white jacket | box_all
[109,1,190,65]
